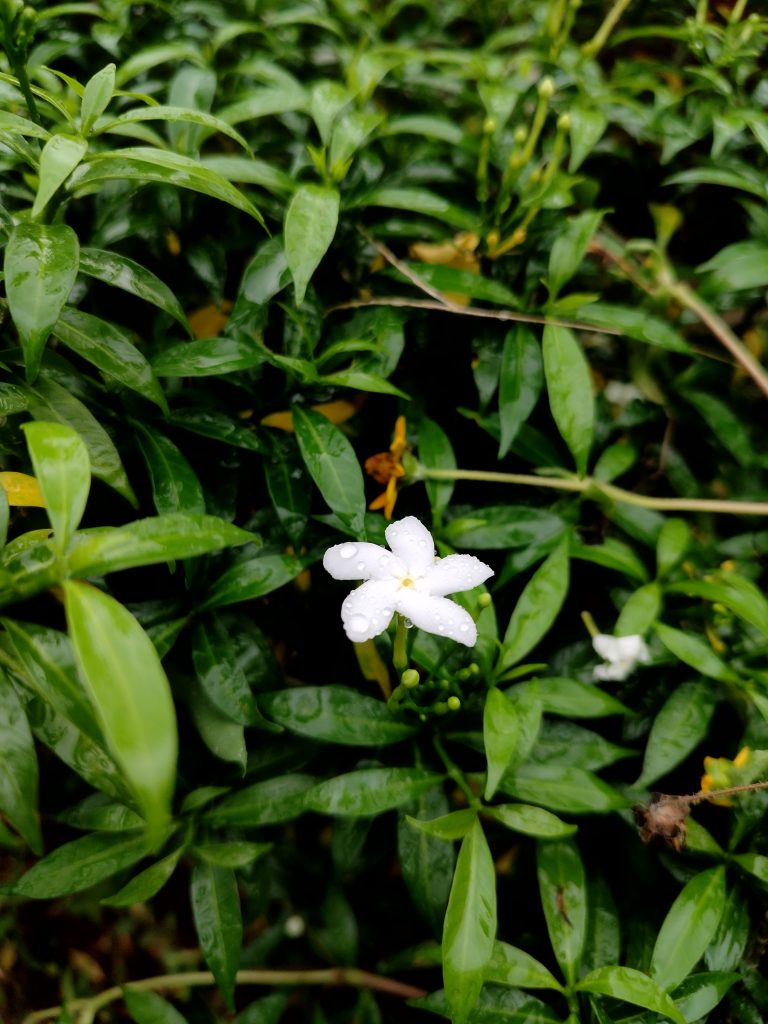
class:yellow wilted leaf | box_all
[188,299,233,339]
[0,472,45,507]
[408,231,480,305]
[354,638,391,700]
[261,399,361,432]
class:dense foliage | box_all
[1,0,768,1022]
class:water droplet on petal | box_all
[349,614,369,634]
[418,539,427,548]
[404,618,414,629]
[339,543,357,559]
[355,561,366,572]
[459,623,469,633]
[438,625,445,632]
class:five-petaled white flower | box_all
[323,516,493,647]
[592,633,650,681]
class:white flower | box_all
[592,633,650,681]
[323,516,493,647]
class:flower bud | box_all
[513,126,527,144]
[447,696,461,711]
[477,593,492,609]
[557,113,571,131]
[401,668,420,689]
[483,117,496,133]
[538,76,555,99]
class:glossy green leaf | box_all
[102,845,184,907]
[202,552,308,610]
[548,210,604,298]
[152,337,265,377]
[500,538,570,671]
[187,681,246,770]
[203,774,318,827]
[22,421,90,555]
[114,42,206,86]
[190,861,242,1010]
[666,576,768,639]
[698,240,768,290]
[293,404,366,536]
[0,675,42,852]
[98,105,250,152]
[418,416,456,524]
[592,443,637,483]
[134,425,205,517]
[398,785,455,934]
[413,986,562,1023]
[13,829,153,898]
[570,536,648,582]
[195,841,272,869]
[57,793,143,832]
[615,582,661,637]
[4,222,80,381]
[650,867,727,991]
[400,263,519,307]
[306,768,443,818]
[537,838,587,986]
[654,623,740,683]
[498,326,543,459]
[483,686,519,800]
[672,971,739,1023]
[485,941,564,991]
[542,325,593,477]
[443,506,566,550]
[259,686,416,745]
[577,303,692,353]
[124,988,190,1024]
[348,187,476,229]
[80,63,115,134]
[192,614,261,726]
[576,966,685,1024]
[32,134,88,219]
[78,248,190,332]
[284,184,340,303]
[568,105,607,171]
[582,874,620,973]
[264,447,310,545]
[70,148,265,224]
[656,518,690,578]
[704,884,750,972]
[636,681,716,788]
[21,375,136,505]
[523,678,630,718]
[54,309,168,412]
[405,808,477,841]
[167,409,266,452]
[501,765,627,814]
[64,581,177,835]
[442,819,497,1024]
[490,804,576,839]
[216,85,308,126]
[68,515,251,577]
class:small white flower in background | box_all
[603,381,644,407]
[592,633,651,681]
[323,515,493,647]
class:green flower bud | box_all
[557,113,571,131]
[477,593,492,608]
[434,701,448,715]
[513,126,527,144]
[447,696,461,711]
[538,76,555,99]
[401,668,420,689]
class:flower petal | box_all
[592,633,650,665]
[394,590,477,646]
[323,542,405,581]
[385,516,435,575]
[420,553,494,597]
[341,579,399,642]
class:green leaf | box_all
[537,839,586,988]
[671,972,740,1024]
[203,774,318,827]
[500,537,570,671]
[57,793,143,832]
[399,263,520,307]
[78,248,190,333]
[500,765,628,814]
[192,614,261,726]
[187,682,246,769]
[264,447,310,546]
[53,309,168,412]
[698,240,768,291]
[569,536,648,582]
[124,988,190,1024]
[293,404,366,535]
[636,681,716,788]
[134,425,205,517]
[306,768,443,818]
[4,222,80,381]
[81,63,116,134]
[63,581,177,836]
[576,303,692,353]
[705,885,750,972]
[615,582,661,637]
[318,369,408,398]
[152,337,265,377]
[216,85,308,127]
[650,867,727,991]
[498,326,543,459]
[0,676,42,852]
[522,677,630,718]
[284,184,340,304]
[592,443,636,483]
[483,687,519,800]
[568,105,607,172]
[654,623,740,684]
[70,148,265,224]
[489,804,577,839]
[576,966,685,1024]
[98,105,251,153]
[21,375,137,505]
[167,408,266,452]
[22,421,90,556]
[102,846,184,907]
[190,862,242,1010]
[542,325,594,476]
[14,829,153,898]
[202,552,309,610]
[656,518,690,578]
[32,133,88,219]
[405,808,477,841]
[68,515,252,577]
[398,785,455,934]
[443,506,565,550]
[195,841,271,869]
[259,686,417,745]
[582,874,620,974]
[348,187,476,229]
[418,417,456,524]
[548,210,604,298]
[485,941,564,991]
[442,819,497,1024]
[666,576,768,639]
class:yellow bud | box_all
[401,669,420,689]
[538,76,555,99]
[557,113,571,131]
[478,593,492,608]
[447,696,461,711]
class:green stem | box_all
[23,968,428,1024]
[434,734,480,808]
[13,58,39,123]
[392,613,409,673]
[581,0,633,57]
[420,466,768,517]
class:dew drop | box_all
[355,561,366,572]
[417,539,427,548]
[459,623,469,633]
[349,614,369,634]
[339,543,357,559]
[404,618,414,629]
[438,625,445,633]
